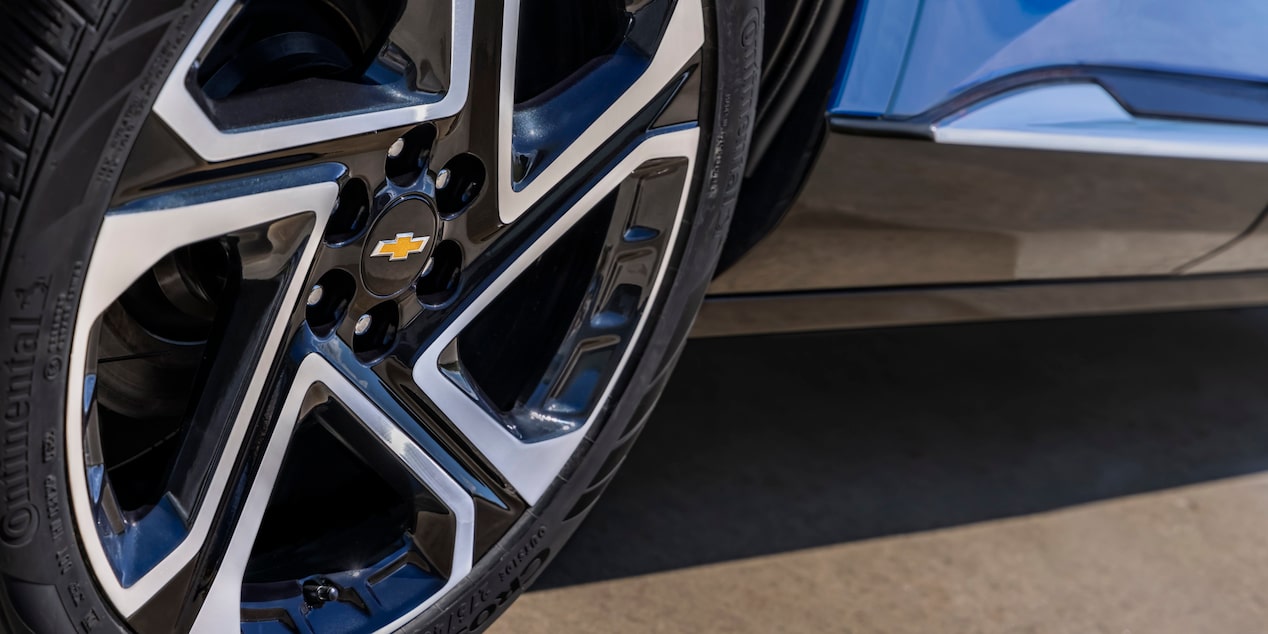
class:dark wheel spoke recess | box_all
[65,0,706,631]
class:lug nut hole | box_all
[353,301,399,363]
[306,270,356,338]
[325,179,372,245]
[416,240,462,307]
[385,125,437,187]
[436,153,485,217]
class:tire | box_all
[0,0,761,632]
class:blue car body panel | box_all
[707,0,1268,335]
[832,0,1268,118]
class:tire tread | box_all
[0,0,102,268]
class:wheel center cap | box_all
[361,196,438,296]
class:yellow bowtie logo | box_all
[371,232,430,262]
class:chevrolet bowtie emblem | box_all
[371,232,430,261]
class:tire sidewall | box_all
[0,1,217,631]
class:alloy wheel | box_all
[66,0,706,630]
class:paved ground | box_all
[491,307,1268,633]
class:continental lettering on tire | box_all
[3,314,39,548]
[2,262,77,550]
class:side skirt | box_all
[693,273,1268,337]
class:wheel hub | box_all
[361,196,439,296]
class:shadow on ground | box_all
[534,307,1268,589]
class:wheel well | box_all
[717,0,858,273]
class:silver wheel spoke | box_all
[68,172,338,616]
[415,127,700,504]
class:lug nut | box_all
[436,168,451,190]
[316,584,339,602]
[387,137,406,158]
[354,313,373,336]
[303,580,340,605]
[306,284,324,307]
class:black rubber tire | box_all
[0,0,761,631]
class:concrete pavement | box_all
[492,308,1268,633]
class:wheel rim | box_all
[65,0,705,630]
